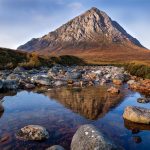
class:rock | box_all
[113,79,122,85]
[0,80,3,89]
[16,125,49,141]
[137,97,150,103]
[133,136,142,144]
[7,73,21,81]
[107,86,120,94]
[67,72,82,80]
[0,135,9,143]
[71,124,120,150]
[54,81,66,87]
[13,66,25,73]
[127,80,135,85]
[46,145,65,150]
[31,75,51,86]
[25,83,35,89]
[2,80,18,90]
[123,106,150,124]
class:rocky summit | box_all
[17,7,150,62]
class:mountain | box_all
[17,7,150,63]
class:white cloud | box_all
[68,2,83,10]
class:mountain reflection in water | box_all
[41,86,125,120]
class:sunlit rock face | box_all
[18,7,143,52]
[43,86,124,120]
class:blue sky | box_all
[0,0,150,49]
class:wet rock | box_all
[133,136,142,144]
[71,124,120,150]
[137,97,150,103]
[25,83,35,89]
[2,80,18,90]
[123,106,150,124]
[0,135,9,143]
[46,145,65,150]
[107,86,120,94]
[16,125,49,141]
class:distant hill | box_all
[17,7,150,63]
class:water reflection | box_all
[42,86,124,120]
[124,119,150,132]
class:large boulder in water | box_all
[71,124,120,150]
[123,106,150,124]
[16,125,49,141]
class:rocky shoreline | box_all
[0,65,128,90]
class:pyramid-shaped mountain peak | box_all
[18,7,143,52]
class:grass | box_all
[0,48,85,69]
[124,62,150,79]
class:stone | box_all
[123,106,150,124]
[13,66,25,73]
[54,81,65,87]
[67,72,82,80]
[71,124,120,150]
[25,83,35,89]
[16,125,49,141]
[113,79,122,85]
[0,135,9,143]
[31,75,51,86]
[137,97,150,103]
[127,80,135,85]
[133,136,142,144]
[2,80,18,90]
[7,73,22,81]
[46,145,65,150]
[107,86,120,94]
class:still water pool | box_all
[0,85,150,150]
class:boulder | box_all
[71,124,120,150]
[2,80,18,90]
[31,75,51,86]
[107,87,120,94]
[137,97,150,103]
[123,106,150,124]
[46,145,65,150]
[16,125,49,141]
